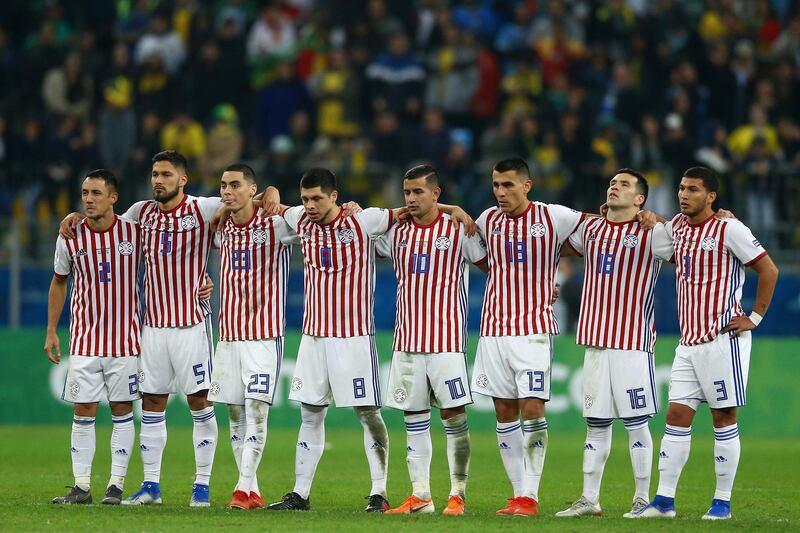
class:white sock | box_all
[496,420,524,497]
[293,404,327,499]
[356,407,389,498]
[404,412,432,500]
[713,424,740,501]
[582,418,612,504]
[238,400,269,495]
[191,406,218,485]
[443,413,470,498]
[522,418,547,500]
[624,416,653,501]
[656,424,692,498]
[109,413,134,489]
[71,415,96,490]
[140,410,166,483]
[228,404,245,477]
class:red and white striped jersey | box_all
[124,195,221,328]
[666,214,767,346]
[569,218,672,352]
[217,211,296,341]
[375,212,487,353]
[476,201,583,336]
[53,216,142,357]
[283,206,392,337]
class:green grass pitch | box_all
[1,424,797,532]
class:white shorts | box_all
[582,347,658,419]
[208,338,283,405]
[289,335,381,408]
[471,334,552,400]
[669,332,751,410]
[139,318,214,395]
[385,351,473,412]
[62,355,140,403]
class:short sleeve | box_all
[374,235,392,259]
[282,205,305,233]
[197,196,223,222]
[272,215,300,245]
[725,220,768,266]
[462,231,487,264]
[355,207,392,237]
[475,208,492,239]
[122,200,147,222]
[650,222,674,261]
[53,236,71,278]
[567,219,587,256]
[547,203,584,245]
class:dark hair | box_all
[224,163,257,184]
[300,167,337,194]
[493,157,531,180]
[682,166,719,193]
[152,150,188,173]
[616,167,649,206]
[84,169,118,193]
[403,164,439,188]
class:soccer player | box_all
[265,168,408,513]
[207,164,296,510]
[554,169,672,517]
[636,167,779,520]
[46,169,141,505]
[470,157,584,516]
[376,165,488,515]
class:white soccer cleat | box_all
[623,496,649,518]
[554,496,603,517]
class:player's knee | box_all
[245,399,269,425]
[492,397,519,422]
[142,393,168,412]
[711,407,737,427]
[665,403,695,427]
[440,406,466,420]
[187,390,211,410]
[109,401,133,417]
[300,403,327,426]
[73,402,98,417]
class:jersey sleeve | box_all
[475,208,492,239]
[197,196,223,222]
[725,220,768,266]
[650,222,674,261]
[281,205,305,233]
[547,203,584,245]
[122,200,147,222]
[461,230,488,264]
[272,215,300,245]
[53,236,71,278]
[356,207,392,237]
[374,234,392,259]
[567,219,587,256]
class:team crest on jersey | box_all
[337,228,355,243]
[701,237,717,251]
[622,234,639,248]
[291,377,303,391]
[69,381,80,397]
[210,382,220,396]
[435,236,451,250]
[530,223,546,238]
[476,374,489,388]
[137,370,145,384]
[252,229,267,244]
[584,394,593,409]
[181,214,198,230]
[394,389,407,403]
[118,240,134,256]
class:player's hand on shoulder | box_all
[44,332,61,364]
[199,273,214,301]
[636,210,659,230]
[59,212,84,239]
[599,203,609,217]
[451,206,477,236]
[721,315,756,336]
[210,206,230,232]
[715,208,736,219]
[259,187,283,217]
[341,201,363,217]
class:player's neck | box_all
[606,205,638,223]
[507,199,530,217]
[158,192,185,212]
[687,208,715,225]
[231,202,255,225]
[318,205,341,225]
[413,205,440,226]
[86,211,116,232]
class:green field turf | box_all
[1,424,797,532]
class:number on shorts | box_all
[320,246,333,268]
[247,373,271,394]
[527,370,545,392]
[445,377,466,400]
[192,363,206,385]
[128,373,138,395]
[411,253,429,274]
[714,379,728,402]
[99,261,111,282]
[160,231,173,254]
[353,377,366,399]
[682,255,692,279]
[597,252,615,275]
[627,387,647,409]
[506,241,527,263]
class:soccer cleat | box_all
[227,490,249,510]
[249,492,265,510]
[442,495,465,515]
[102,485,123,505]
[189,483,210,507]
[385,495,433,514]
[555,496,603,517]
[364,494,390,513]
[632,494,676,518]
[623,496,649,518]
[267,492,310,511]
[52,485,92,505]
[496,496,538,516]
[122,481,162,505]
[702,499,731,520]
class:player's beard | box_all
[153,184,180,204]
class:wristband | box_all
[749,311,763,327]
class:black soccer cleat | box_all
[364,494,390,513]
[52,485,92,505]
[266,492,310,511]
[102,484,123,505]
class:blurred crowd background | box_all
[1,0,799,262]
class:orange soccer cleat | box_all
[442,495,465,515]
[248,491,265,510]
[385,495,434,514]
[228,490,250,510]
[496,496,539,516]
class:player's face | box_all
[678,177,716,217]
[300,186,338,223]
[151,161,187,203]
[607,173,644,209]
[492,170,531,214]
[403,177,440,218]
[220,171,256,212]
[81,178,118,219]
